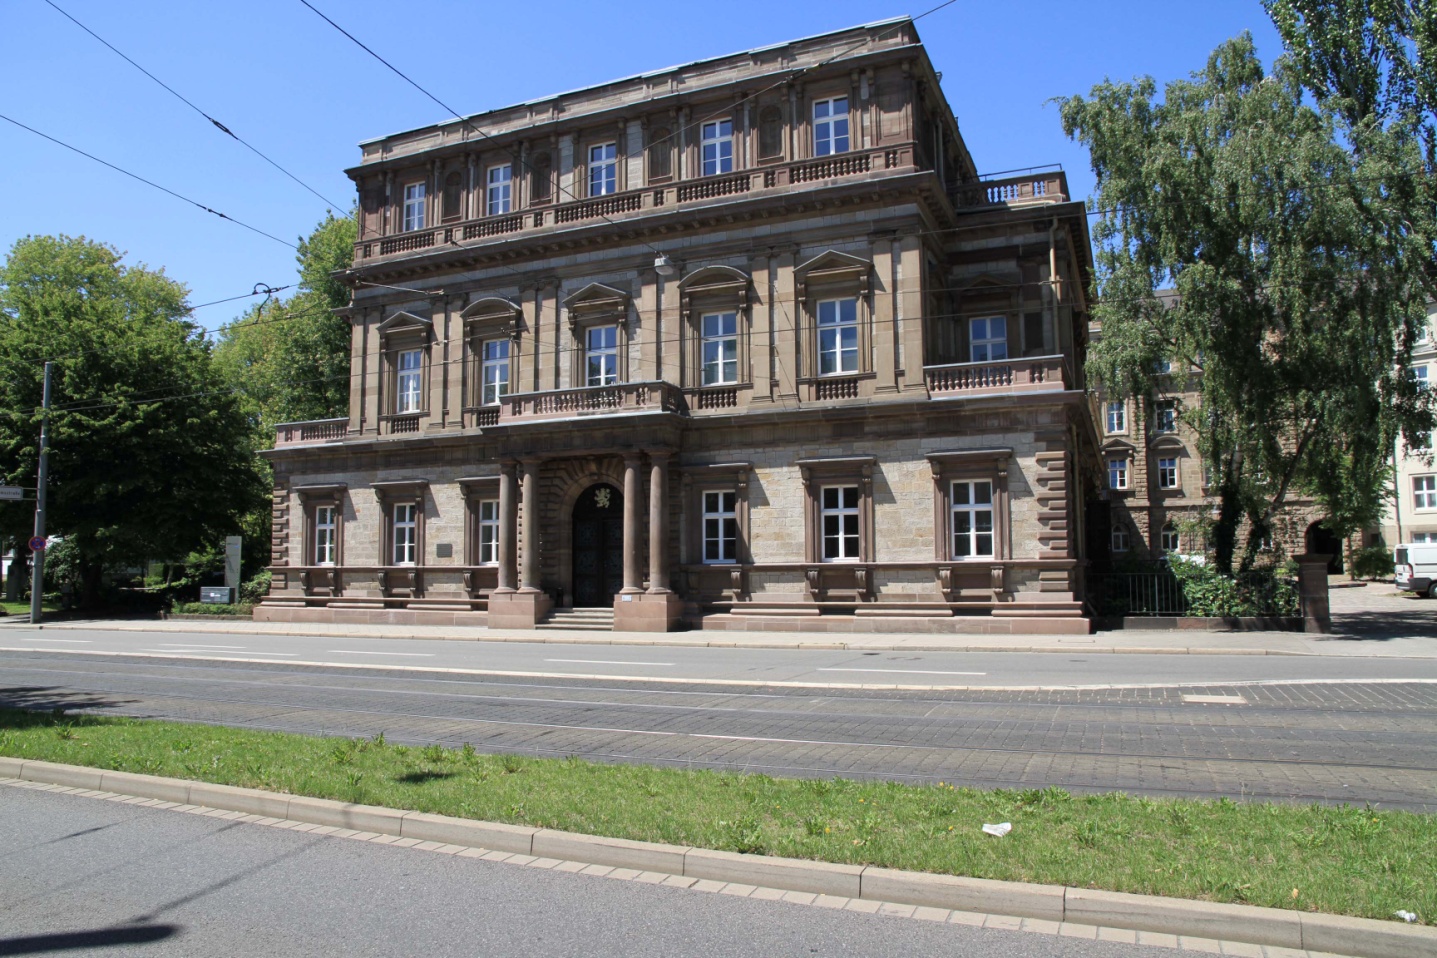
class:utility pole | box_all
[30,361,53,625]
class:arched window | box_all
[647,127,672,181]
[530,152,552,203]
[758,105,783,160]
[441,171,463,221]
[1160,522,1180,553]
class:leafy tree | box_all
[1060,35,1435,573]
[0,235,266,603]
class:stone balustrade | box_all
[950,170,1069,210]
[501,381,683,422]
[273,418,349,448]
[923,354,1071,398]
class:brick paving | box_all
[2,650,1434,808]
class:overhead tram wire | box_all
[0,112,298,251]
[40,0,353,223]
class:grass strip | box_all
[1,706,1431,924]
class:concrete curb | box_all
[3,756,1432,957]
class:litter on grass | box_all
[1395,911,1418,923]
[981,822,1012,837]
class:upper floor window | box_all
[1415,364,1430,389]
[1105,401,1126,434]
[951,480,995,559]
[396,348,423,414]
[1155,402,1177,433]
[758,105,783,160]
[813,97,849,156]
[820,485,861,561]
[970,316,1008,363]
[530,152,552,203]
[702,312,739,385]
[817,299,859,375]
[1158,457,1179,490]
[480,339,510,406]
[402,182,426,232]
[1154,357,1173,374]
[1415,475,1437,510]
[647,127,672,181]
[586,325,619,386]
[1160,522,1180,552]
[703,491,738,564]
[314,505,337,566]
[589,143,617,197]
[476,499,500,565]
[487,165,512,216]
[1111,525,1130,554]
[442,172,462,221]
[392,503,418,565]
[702,120,734,176]
[1108,458,1129,491]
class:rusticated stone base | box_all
[253,603,488,628]
[486,591,553,629]
[690,612,1092,634]
[613,592,686,632]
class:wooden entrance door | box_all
[571,483,624,607]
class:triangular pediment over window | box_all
[377,310,432,336]
[563,282,631,319]
[795,250,870,297]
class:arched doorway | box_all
[571,482,624,607]
[1306,521,1344,574]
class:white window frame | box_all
[1111,525,1130,554]
[1416,365,1430,389]
[950,479,995,560]
[1157,457,1179,490]
[1160,523,1180,552]
[586,325,619,387]
[402,181,426,232]
[486,164,512,216]
[702,490,738,564]
[820,484,861,562]
[1107,458,1129,491]
[480,338,510,406]
[969,316,1008,363]
[701,312,739,386]
[816,298,859,376]
[1154,357,1173,374]
[1415,475,1437,510]
[1105,401,1126,434]
[701,119,734,176]
[314,505,337,566]
[588,143,617,197]
[392,502,418,566]
[476,499,500,565]
[1155,402,1177,433]
[812,97,849,156]
[396,348,423,414]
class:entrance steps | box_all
[537,607,614,631]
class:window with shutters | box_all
[647,127,672,181]
[530,152,552,203]
[441,171,463,221]
[757,105,783,160]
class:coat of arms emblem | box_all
[594,488,612,509]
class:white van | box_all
[1394,543,1437,596]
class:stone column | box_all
[496,460,518,593]
[647,451,671,594]
[520,459,541,593]
[622,454,643,594]
[1296,553,1333,634]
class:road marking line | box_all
[818,668,987,676]
[12,638,92,643]
[327,650,435,657]
[545,659,676,666]
[155,643,247,649]
[1181,694,1248,704]
[138,649,299,657]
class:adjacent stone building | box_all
[257,18,1104,633]
[1381,304,1437,548]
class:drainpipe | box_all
[1393,436,1404,545]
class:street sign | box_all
[224,535,242,591]
[0,486,25,501]
[200,586,234,605]
[27,536,46,552]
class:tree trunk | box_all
[80,561,104,609]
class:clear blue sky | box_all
[2,0,1284,334]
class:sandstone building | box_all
[258,19,1103,633]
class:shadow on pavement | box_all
[1327,609,1437,639]
[0,923,179,955]
[0,688,139,717]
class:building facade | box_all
[1381,305,1437,547]
[258,19,1104,633]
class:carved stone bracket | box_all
[937,565,953,600]
[990,563,1007,600]
[854,566,871,602]
[806,568,821,600]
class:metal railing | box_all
[1087,569,1296,617]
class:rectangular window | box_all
[586,325,619,387]
[701,312,738,385]
[314,505,337,566]
[969,316,1008,363]
[817,298,859,375]
[588,143,617,197]
[477,500,499,565]
[1154,357,1173,374]
[701,120,734,176]
[1413,532,1434,543]
[951,480,995,559]
[1155,403,1177,433]
[402,182,426,232]
[396,349,423,414]
[1160,523,1180,552]
[821,485,861,561]
[486,164,512,215]
[1105,401,1126,434]
[702,491,738,564]
[392,503,417,565]
[480,339,509,406]
[1415,475,1437,510]
[1107,458,1129,490]
[1111,526,1130,553]
[813,97,849,156]
[1416,365,1430,388]
[1158,457,1179,489]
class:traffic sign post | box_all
[0,486,26,501]
[28,536,46,553]
[31,362,52,625]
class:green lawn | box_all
[0,601,59,616]
[0,707,1430,924]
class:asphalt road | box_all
[0,785,1179,958]
[2,636,1435,809]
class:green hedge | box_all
[169,601,253,616]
